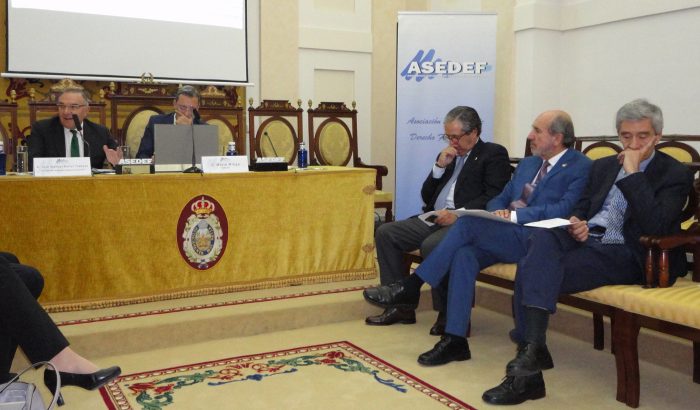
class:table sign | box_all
[201,156,249,173]
[33,157,91,177]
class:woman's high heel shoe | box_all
[43,366,121,406]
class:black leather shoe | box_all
[365,307,416,326]
[363,283,419,310]
[44,366,121,406]
[417,334,470,366]
[429,311,446,336]
[517,342,553,370]
[507,343,551,376]
[482,373,546,405]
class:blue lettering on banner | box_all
[401,49,489,81]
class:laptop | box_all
[154,124,220,171]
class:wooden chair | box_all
[582,141,622,160]
[307,101,392,221]
[110,82,245,156]
[28,79,107,127]
[247,99,303,165]
[0,94,20,172]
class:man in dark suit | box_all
[28,87,120,170]
[482,99,693,405]
[364,110,592,366]
[368,106,512,326]
[135,85,204,159]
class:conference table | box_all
[0,167,377,310]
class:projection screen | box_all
[4,0,249,85]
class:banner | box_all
[395,12,497,219]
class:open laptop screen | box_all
[154,124,220,168]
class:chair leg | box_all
[593,313,605,350]
[694,341,699,384]
[612,309,641,408]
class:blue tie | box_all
[434,156,465,210]
[601,185,627,244]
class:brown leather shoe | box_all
[365,306,416,326]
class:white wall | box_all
[513,0,700,155]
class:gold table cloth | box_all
[0,167,376,310]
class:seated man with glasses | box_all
[368,106,512,328]
[135,85,204,159]
[28,86,120,170]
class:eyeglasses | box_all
[56,104,87,111]
[176,104,198,112]
[441,131,469,142]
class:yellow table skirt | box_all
[0,167,377,310]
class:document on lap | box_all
[419,208,571,229]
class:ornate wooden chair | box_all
[28,79,107,127]
[582,140,622,160]
[109,81,245,156]
[307,101,392,221]
[0,94,20,172]
[247,99,303,165]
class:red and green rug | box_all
[100,341,474,409]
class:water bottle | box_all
[225,141,238,156]
[297,142,308,169]
[16,145,28,173]
[0,140,6,175]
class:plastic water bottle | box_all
[225,141,238,156]
[0,140,6,175]
[297,142,308,169]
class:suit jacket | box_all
[487,149,592,224]
[421,139,511,212]
[572,151,693,281]
[28,116,117,170]
[135,112,204,159]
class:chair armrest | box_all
[640,230,700,288]
[354,157,388,190]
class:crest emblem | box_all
[177,195,228,270]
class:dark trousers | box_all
[0,253,69,378]
[375,216,451,285]
[511,229,643,342]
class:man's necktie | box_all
[601,185,627,244]
[70,129,80,157]
[434,155,465,210]
[509,160,549,210]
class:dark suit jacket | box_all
[135,112,204,159]
[487,149,592,224]
[572,151,693,281]
[28,116,117,170]
[420,139,511,212]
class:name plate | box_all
[201,156,249,173]
[33,157,91,177]
[256,156,286,163]
[116,158,154,174]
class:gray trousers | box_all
[375,217,450,311]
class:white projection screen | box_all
[4,0,249,85]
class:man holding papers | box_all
[483,99,693,405]
[363,110,591,366]
[368,106,511,327]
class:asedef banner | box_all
[395,12,497,219]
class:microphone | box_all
[263,131,280,157]
[71,114,91,161]
[183,109,202,173]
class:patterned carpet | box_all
[99,341,475,410]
